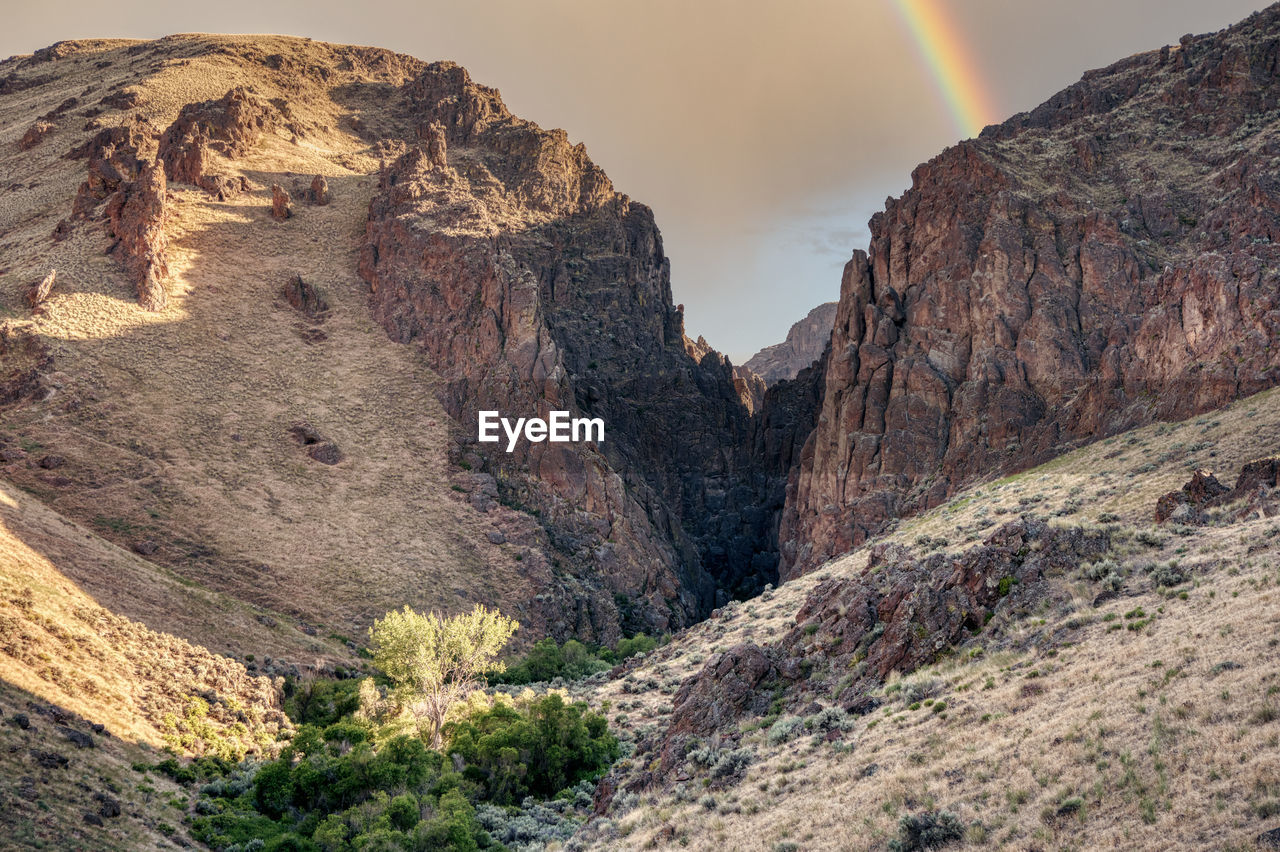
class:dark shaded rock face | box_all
[781,11,1280,578]
[743,302,837,385]
[358,63,793,636]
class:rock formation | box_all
[781,10,1280,578]
[657,516,1109,772]
[358,62,785,634]
[270,183,291,220]
[105,159,170,311]
[307,174,330,205]
[1155,458,1279,523]
[743,301,837,384]
[25,270,56,308]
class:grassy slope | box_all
[0,680,201,851]
[0,35,537,655]
[570,386,1280,851]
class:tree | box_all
[368,604,518,748]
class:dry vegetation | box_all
[0,679,205,851]
[570,386,1280,851]
[0,476,291,753]
[0,34,541,658]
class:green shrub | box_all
[447,693,618,804]
[890,810,964,851]
[285,678,363,727]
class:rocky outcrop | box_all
[657,518,1108,762]
[19,121,54,150]
[782,11,1280,578]
[67,119,154,218]
[307,174,330,205]
[743,302,837,385]
[782,519,1108,687]
[357,62,784,637]
[157,86,277,186]
[25,270,56,308]
[105,160,170,311]
[1155,458,1279,523]
[270,184,291,220]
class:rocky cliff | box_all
[0,35,786,658]
[355,63,788,630]
[743,301,837,384]
[781,8,1280,577]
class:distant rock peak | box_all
[743,302,837,385]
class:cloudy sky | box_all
[3,1,1269,361]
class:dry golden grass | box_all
[0,35,541,657]
[574,386,1280,851]
[0,478,292,753]
[0,680,200,851]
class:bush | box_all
[284,678,362,727]
[767,716,804,745]
[495,638,611,684]
[890,810,964,851]
[446,693,618,804]
[1151,560,1189,588]
[496,633,660,684]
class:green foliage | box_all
[495,632,659,684]
[494,638,610,684]
[612,633,658,661]
[369,604,518,748]
[447,693,618,804]
[189,690,614,851]
[285,677,363,727]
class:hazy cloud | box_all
[3,0,1269,360]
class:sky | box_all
[2,1,1271,362]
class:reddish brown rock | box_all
[1155,469,1229,523]
[157,87,277,186]
[66,119,154,219]
[105,160,170,311]
[270,184,291,220]
[358,62,785,634]
[307,174,330,205]
[743,302,837,385]
[281,274,328,321]
[782,12,1280,578]
[1156,458,1280,523]
[25,269,56,308]
[19,121,54,150]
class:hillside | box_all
[0,33,785,663]
[571,384,1280,851]
[3,10,1280,852]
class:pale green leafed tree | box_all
[368,603,518,748]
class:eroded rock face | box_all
[1156,459,1279,523]
[105,159,169,311]
[782,12,1280,578]
[358,62,784,636]
[655,519,1108,763]
[157,86,277,186]
[67,119,154,218]
[782,519,1108,687]
[743,302,837,385]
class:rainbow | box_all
[889,0,1000,139]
